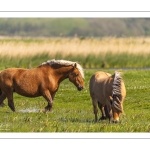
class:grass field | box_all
[0,37,150,132]
[0,69,150,132]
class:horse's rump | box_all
[89,71,112,102]
[0,68,42,97]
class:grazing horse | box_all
[89,71,126,123]
[0,59,84,112]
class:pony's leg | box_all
[104,105,110,118]
[92,98,98,122]
[7,91,15,112]
[0,92,6,107]
[107,104,113,123]
[43,90,53,112]
[98,102,107,120]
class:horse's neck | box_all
[52,65,73,83]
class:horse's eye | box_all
[71,73,78,77]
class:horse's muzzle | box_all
[112,120,119,123]
[77,86,84,91]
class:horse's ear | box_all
[74,63,77,69]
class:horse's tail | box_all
[0,72,1,95]
[0,88,1,95]
[0,72,5,107]
[112,71,123,113]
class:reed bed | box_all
[0,37,150,57]
[0,37,150,69]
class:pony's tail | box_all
[112,71,123,113]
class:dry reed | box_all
[0,37,150,57]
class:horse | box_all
[89,71,126,123]
[0,59,84,112]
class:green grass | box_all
[1,52,150,70]
[0,68,150,132]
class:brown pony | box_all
[0,59,84,112]
[89,71,126,123]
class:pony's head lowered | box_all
[42,59,84,91]
[111,71,125,123]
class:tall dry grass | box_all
[0,37,150,57]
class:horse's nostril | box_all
[78,86,84,91]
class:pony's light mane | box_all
[42,59,84,78]
[112,71,123,113]
[112,71,122,97]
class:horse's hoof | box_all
[0,103,5,107]
[44,107,52,113]
[99,116,107,120]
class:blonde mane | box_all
[41,59,84,78]
[111,71,124,113]
[112,71,122,97]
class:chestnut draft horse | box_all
[0,59,84,112]
[89,71,126,123]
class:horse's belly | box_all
[15,90,40,97]
[14,86,40,97]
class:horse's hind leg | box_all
[6,91,15,112]
[98,102,107,120]
[92,97,98,122]
[43,90,53,112]
[0,91,6,107]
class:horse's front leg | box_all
[43,90,54,112]
[107,103,113,123]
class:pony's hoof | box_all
[44,107,52,112]
[0,103,5,107]
[99,116,107,120]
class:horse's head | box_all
[69,63,84,91]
